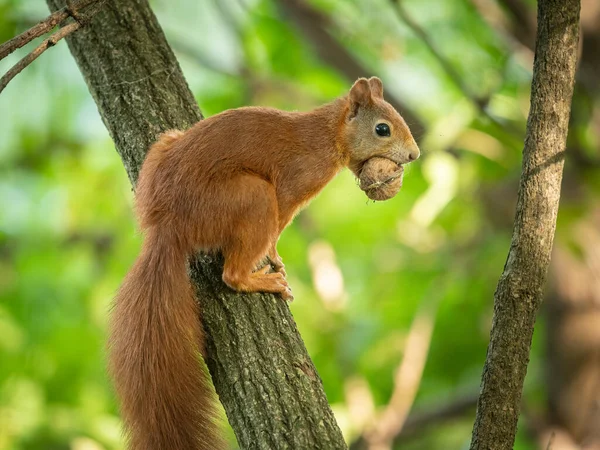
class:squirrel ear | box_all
[348,78,371,119]
[368,77,383,99]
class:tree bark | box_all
[469,1,580,449]
[45,1,347,448]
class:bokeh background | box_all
[1,0,599,449]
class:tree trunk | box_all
[469,1,580,449]
[45,1,347,448]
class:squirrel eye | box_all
[375,123,391,137]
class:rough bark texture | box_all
[473,0,600,444]
[469,1,580,449]
[192,255,347,449]
[49,0,202,186]
[46,1,347,448]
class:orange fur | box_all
[109,77,419,449]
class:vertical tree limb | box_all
[469,1,580,449]
[45,0,347,448]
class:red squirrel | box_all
[109,77,419,450]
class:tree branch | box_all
[0,0,103,95]
[349,391,479,450]
[45,0,347,448]
[276,0,424,134]
[0,0,98,60]
[391,0,484,107]
[0,22,78,94]
[469,0,580,448]
[364,300,437,449]
[400,392,478,438]
[496,0,600,95]
[495,0,538,49]
[390,0,523,137]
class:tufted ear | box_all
[368,77,383,99]
[348,78,372,119]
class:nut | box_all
[358,157,403,201]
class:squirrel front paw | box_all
[268,254,286,277]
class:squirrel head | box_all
[341,77,420,175]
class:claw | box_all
[280,287,294,302]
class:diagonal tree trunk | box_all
[469,0,580,448]
[45,1,347,448]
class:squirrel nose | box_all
[408,145,420,161]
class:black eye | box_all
[375,123,391,137]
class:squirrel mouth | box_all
[353,157,403,177]
[381,155,405,168]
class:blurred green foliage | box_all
[1,0,597,449]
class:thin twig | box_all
[390,0,521,136]
[0,0,105,95]
[348,391,479,450]
[399,392,479,438]
[277,0,425,133]
[467,0,535,66]
[361,280,445,450]
[545,431,556,450]
[0,22,79,94]
[210,0,246,44]
[366,307,437,450]
[391,0,482,105]
[495,0,537,49]
[0,0,98,61]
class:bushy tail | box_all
[108,229,224,450]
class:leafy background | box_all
[1,0,598,449]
